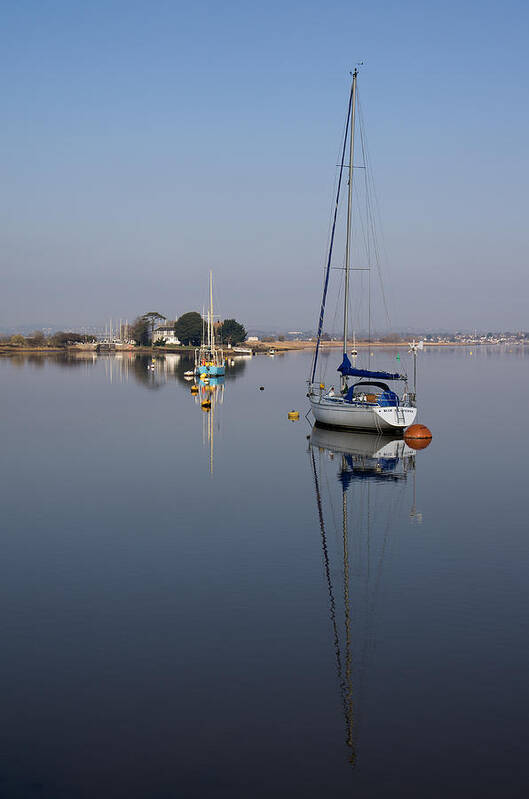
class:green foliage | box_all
[130,316,150,346]
[27,330,46,346]
[219,318,246,345]
[10,334,25,345]
[129,312,167,345]
[50,331,94,346]
[50,332,68,346]
[175,312,203,346]
[143,312,166,337]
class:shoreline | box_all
[0,340,523,357]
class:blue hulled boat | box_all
[194,271,225,377]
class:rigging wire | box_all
[356,91,392,331]
[310,82,354,385]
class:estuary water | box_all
[1,347,528,798]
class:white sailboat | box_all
[308,69,417,433]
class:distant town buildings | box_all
[423,331,529,345]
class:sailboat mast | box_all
[209,270,213,350]
[342,68,358,379]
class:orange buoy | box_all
[404,424,432,450]
[405,436,431,451]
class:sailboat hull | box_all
[309,395,416,432]
[195,364,225,376]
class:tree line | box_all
[1,331,97,347]
[130,312,246,347]
[2,313,247,349]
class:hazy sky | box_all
[2,0,528,331]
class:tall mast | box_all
[342,69,358,385]
[209,270,213,350]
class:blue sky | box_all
[2,0,528,331]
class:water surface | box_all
[1,347,528,797]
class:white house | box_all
[153,322,180,345]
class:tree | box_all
[50,331,88,346]
[219,318,246,345]
[28,330,46,347]
[50,332,68,346]
[130,316,150,346]
[10,334,25,345]
[175,312,203,346]
[143,311,166,341]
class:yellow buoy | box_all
[319,383,325,390]
[190,385,198,394]
[287,410,300,421]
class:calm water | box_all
[1,347,528,798]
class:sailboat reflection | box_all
[191,376,224,475]
[308,425,427,767]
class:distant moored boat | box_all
[194,271,225,377]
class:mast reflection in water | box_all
[190,376,224,476]
[308,425,428,767]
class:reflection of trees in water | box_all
[5,355,26,368]
[1,352,97,369]
[54,353,97,368]
[129,356,164,390]
[128,353,248,389]
[2,351,249,386]
[25,355,46,368]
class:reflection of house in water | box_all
[308,426,428,767]
[152,353,182,375]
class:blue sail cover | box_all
[337,353,404,381]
